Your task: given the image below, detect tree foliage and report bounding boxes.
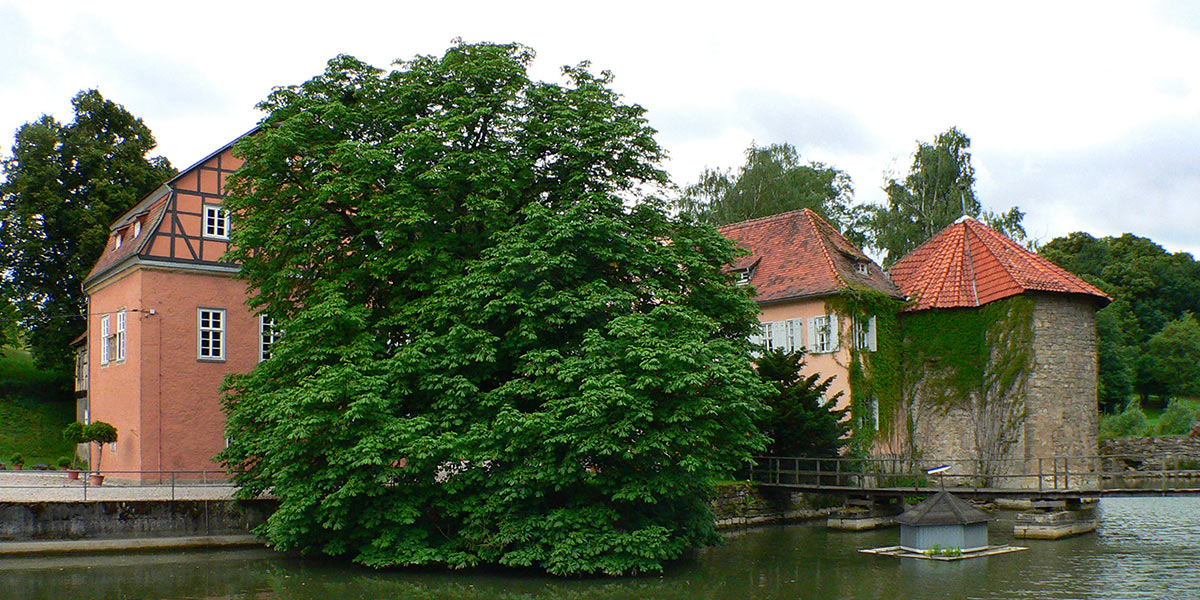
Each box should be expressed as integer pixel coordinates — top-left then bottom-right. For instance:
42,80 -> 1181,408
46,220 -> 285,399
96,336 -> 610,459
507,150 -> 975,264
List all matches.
1099,400 -> 1149,439
83,420 -> 117,471
867,127 -> 1026,266
1040,232 -> 1200,403
676,142 -> 864,241
1095,300 -> 1137,413
1157,398 -> 1199,436
1140,314 -> 1200,399
754,349 -> 849,457
219,43 -> 769,576
0,90 -> 174,374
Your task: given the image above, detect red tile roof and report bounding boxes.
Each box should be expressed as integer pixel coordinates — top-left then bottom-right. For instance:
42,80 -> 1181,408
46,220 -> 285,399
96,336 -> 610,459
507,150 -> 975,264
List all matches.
888,217 -> 1111,311
84,191 -> 170,284
717,209 -> 903,304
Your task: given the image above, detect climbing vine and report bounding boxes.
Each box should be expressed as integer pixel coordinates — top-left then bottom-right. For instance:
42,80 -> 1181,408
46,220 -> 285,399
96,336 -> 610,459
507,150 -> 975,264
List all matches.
900,296 -> 1034,406
830,291 -> 1036,465
900,295 -> 1035,475
827,287 -> 906,453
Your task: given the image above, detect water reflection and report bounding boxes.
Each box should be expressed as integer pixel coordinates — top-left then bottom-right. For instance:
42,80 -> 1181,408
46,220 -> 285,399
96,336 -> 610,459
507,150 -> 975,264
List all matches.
2,498 -> 1197,599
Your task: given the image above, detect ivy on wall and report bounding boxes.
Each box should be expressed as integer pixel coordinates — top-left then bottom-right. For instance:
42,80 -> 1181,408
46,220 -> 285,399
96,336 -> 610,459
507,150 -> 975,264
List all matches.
827,287 -> 906,453
833,292 -> 1035,461
898,295 -> 1035,469
900,296 -> 1033,404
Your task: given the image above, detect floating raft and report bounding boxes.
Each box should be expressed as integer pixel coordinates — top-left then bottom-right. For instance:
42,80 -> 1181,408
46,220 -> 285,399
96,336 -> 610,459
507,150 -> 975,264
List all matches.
859,545 -> 1027,561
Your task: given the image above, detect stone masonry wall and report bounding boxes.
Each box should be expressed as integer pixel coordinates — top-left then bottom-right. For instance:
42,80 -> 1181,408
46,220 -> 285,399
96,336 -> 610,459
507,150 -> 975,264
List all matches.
1025,293 -> 1100,467
1100,436 -> 1200,471
0,499 -> 275,541
710,482 -> 838,529
903,293 -> 1100,487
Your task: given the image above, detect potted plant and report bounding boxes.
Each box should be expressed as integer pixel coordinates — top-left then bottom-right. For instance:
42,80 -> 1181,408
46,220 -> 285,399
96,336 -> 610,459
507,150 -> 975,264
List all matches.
9,452 -> 24,471
83,421 -> 117,486
61,422 -> 86,480
56,456 -> 72,471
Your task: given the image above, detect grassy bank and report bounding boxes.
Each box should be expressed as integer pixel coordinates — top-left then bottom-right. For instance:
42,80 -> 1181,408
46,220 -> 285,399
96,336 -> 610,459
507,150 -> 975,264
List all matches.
0,347 -> 75,467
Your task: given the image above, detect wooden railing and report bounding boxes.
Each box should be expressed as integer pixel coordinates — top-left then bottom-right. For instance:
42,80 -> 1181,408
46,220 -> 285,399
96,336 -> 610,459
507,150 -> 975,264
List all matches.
746,454 -> 1200,495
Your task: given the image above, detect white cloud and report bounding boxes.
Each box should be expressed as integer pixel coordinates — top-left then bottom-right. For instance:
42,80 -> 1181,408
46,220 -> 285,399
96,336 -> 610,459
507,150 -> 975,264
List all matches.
1,0 -> 1198,256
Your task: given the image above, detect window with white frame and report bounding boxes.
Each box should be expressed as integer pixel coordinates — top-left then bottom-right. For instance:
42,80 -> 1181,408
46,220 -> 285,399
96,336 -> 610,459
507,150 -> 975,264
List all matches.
133,221 -> 142,238
750,319 -> 805,353
99,315 -> 110,365
807,314 -> 838,354
259,314 -> 278,362
115,310 -> 126,362
203,205 -> 230,239
198,308 -> 226,360
763,322 -> 777,351
853,315 -> 877,352
114,233 -> 122,249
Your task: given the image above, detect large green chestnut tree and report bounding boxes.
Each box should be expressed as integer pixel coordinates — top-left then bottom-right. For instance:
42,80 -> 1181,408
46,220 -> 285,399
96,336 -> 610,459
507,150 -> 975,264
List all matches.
219,42 -> 769,576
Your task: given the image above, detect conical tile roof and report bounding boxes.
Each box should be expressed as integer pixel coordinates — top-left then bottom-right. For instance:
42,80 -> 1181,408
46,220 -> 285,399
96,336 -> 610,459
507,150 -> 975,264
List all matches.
888,217 -> 1111,311
896,491 -> 991,526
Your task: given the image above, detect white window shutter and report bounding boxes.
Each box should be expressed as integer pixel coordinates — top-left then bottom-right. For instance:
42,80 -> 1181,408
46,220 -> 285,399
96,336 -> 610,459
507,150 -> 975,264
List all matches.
828,314 -> 839,351
868,316 -> 878,352
807,317 -> 817,351
771,321 -> 787,352
788,318 -> 804,352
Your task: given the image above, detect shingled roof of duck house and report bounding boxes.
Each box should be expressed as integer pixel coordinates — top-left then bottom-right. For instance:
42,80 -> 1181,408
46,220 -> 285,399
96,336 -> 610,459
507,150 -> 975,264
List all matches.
896,491 -> 992,553
716,208 -> 904,303
887,216 -> 1111,311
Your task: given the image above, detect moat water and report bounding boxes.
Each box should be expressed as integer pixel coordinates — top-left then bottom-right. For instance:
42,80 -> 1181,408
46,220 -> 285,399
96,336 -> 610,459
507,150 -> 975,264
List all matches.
2,497 -> 1198,599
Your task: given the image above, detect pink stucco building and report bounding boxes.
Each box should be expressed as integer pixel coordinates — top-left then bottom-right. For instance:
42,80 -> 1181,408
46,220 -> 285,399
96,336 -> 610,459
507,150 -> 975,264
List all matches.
81,135 -> 272,480
718,209 -> 904,422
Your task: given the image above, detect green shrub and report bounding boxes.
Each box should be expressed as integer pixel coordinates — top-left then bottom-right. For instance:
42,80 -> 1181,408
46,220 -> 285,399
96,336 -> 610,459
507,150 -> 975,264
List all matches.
1100,400 -> 1149,438
1158,399 -> 1199,436
61,421 -> 85,445
83,421 -> 117,471
9,452 -> 24,465
56,456 -> 71,469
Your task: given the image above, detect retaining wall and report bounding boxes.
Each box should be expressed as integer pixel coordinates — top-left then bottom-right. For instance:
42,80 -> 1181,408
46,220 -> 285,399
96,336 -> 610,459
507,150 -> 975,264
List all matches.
1100,436 -> 1200,471
711,482 -> 839,529
0,500 -> 275,541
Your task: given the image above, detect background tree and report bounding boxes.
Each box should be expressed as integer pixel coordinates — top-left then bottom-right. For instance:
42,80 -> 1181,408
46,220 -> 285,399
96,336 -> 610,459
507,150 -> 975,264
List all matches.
867,127 -> 1026,266
1095,300 -> 1137,413
220,43 -> 769,576
754,349 -> 849,457
1040,232 -> 1200,404
676,142 -> 864,241
0,90 -> 174,375
1139,314 -> 1200,400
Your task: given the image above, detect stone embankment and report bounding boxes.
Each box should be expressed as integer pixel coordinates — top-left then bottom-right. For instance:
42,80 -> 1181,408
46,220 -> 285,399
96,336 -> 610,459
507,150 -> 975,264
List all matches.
711,481 -> 839,529
1100,435 -> 1200,471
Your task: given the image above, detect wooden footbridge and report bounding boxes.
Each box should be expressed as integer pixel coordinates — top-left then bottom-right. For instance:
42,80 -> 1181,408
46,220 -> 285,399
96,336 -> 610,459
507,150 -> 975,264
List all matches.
747,455 -> 1200,500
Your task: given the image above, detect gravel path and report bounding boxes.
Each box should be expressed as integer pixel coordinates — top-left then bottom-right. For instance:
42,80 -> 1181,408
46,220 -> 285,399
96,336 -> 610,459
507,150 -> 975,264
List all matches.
0,471 -> 241,502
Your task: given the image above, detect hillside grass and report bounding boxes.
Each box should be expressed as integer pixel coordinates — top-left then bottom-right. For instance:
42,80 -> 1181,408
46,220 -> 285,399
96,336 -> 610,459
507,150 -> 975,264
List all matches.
0,347 -> 75,467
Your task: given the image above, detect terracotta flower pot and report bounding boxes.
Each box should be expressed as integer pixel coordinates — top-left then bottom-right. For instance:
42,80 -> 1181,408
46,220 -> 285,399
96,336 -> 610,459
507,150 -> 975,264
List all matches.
88,474 -> 104,486
11,464 -> 21,471
66,470 -> 80,480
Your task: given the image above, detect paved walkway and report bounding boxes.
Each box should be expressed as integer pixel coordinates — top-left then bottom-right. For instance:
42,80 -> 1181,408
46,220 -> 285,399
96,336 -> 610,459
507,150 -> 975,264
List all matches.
0,471 -> 241,502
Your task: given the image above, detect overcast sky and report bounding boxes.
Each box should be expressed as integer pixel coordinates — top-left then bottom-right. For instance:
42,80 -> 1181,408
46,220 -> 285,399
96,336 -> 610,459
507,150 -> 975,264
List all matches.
3,1 -> 1199,257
